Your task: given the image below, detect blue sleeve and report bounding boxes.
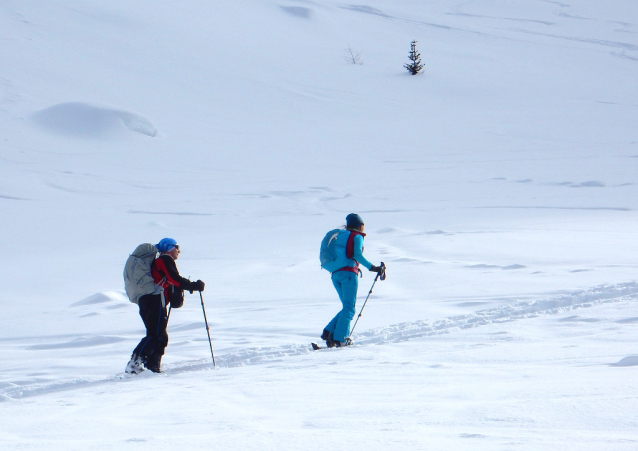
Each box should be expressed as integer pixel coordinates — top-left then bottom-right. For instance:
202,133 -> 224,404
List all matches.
353,234 -> 373,270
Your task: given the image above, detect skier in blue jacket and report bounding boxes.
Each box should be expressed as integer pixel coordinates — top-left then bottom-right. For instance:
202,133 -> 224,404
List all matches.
321,213 -> 385,347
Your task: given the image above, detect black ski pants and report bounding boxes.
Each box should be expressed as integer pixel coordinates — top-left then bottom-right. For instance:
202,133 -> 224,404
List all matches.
132,294 -> 168,367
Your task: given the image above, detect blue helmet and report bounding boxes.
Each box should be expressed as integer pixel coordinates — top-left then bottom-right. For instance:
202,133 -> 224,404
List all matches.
155,237 -> 177,252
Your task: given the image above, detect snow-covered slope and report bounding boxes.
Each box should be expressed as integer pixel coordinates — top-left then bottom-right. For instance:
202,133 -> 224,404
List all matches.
1,1 -> 637,449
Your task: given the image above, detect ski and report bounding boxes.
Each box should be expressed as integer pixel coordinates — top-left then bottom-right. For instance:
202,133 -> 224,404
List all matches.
311,342 -> 353,351
312,342 -> 339,350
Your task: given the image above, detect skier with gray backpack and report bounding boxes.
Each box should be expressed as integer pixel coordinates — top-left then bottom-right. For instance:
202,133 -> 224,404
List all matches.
123,238 -> 205,374
315,214 -> 386,349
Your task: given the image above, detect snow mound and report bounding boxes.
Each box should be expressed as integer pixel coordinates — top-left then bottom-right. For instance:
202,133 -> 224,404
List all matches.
71,291 -> 128,307
30,102 -> 157,138
26,335 -> 126,350
280,6 -> 312,19
610,356 -> 638,367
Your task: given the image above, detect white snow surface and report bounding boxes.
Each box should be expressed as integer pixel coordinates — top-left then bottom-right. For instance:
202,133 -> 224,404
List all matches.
1,0 -> 638,449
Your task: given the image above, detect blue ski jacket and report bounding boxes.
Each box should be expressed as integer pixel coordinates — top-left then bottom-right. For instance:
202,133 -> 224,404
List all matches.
331,229 -> 373,273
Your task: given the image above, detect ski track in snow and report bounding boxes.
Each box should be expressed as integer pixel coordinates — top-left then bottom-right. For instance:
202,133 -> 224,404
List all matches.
2,282 -> 637,402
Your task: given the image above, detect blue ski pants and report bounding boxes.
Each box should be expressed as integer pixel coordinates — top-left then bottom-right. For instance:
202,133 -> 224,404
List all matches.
324,271 -> 359,342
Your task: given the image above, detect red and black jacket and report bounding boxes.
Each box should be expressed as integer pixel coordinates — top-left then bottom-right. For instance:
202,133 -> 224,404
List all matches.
151,254 -> 194,293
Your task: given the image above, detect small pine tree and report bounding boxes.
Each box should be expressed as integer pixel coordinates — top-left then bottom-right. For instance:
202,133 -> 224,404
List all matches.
404,40 -> 424,75
345,45 -> 362,65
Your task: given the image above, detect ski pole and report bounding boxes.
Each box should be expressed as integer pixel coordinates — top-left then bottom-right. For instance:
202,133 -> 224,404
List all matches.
199,291 -> 216,366
349,262 -> 386,338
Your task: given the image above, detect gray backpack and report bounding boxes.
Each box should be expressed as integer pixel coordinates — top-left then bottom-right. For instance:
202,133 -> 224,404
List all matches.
123,243 -> 160,304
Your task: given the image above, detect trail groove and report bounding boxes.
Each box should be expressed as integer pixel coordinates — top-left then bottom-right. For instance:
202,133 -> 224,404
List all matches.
2,282 -> 637,401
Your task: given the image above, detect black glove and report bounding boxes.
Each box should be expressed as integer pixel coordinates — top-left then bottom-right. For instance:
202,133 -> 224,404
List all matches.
370,263 -> 386,280
191,280 -> 205,292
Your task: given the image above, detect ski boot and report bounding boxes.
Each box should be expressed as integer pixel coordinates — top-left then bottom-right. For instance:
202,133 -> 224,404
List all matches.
321,329 -> 337,348
125,353 -> 145,374
335,337 -> 353,347
145,354 -> 163,373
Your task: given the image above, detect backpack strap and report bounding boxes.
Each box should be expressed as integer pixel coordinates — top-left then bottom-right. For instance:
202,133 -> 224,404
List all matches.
345,230 -> 365,259
335,230 -> 366,276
